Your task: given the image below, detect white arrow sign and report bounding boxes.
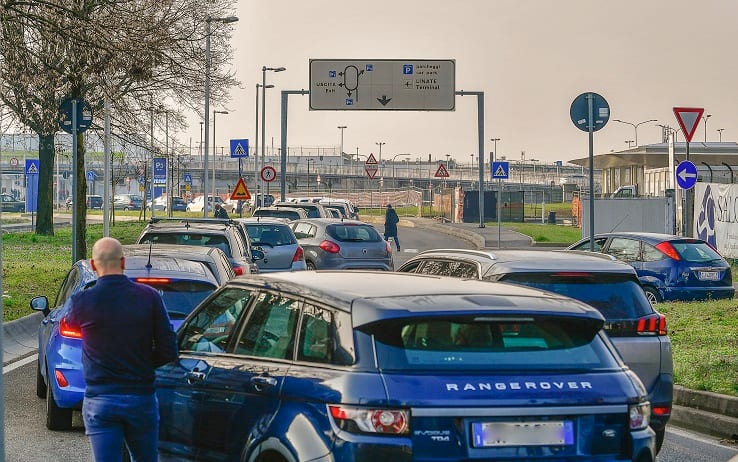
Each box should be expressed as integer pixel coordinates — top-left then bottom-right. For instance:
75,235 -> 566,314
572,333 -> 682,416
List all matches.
678,169 -> 697,181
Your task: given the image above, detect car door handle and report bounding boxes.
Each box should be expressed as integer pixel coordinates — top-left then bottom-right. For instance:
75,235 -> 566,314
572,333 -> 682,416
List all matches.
185,371 -> 206,384
250,376 -> 277,390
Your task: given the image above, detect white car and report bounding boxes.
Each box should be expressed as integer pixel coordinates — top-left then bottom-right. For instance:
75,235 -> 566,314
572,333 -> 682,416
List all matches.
185,195 -> 225,213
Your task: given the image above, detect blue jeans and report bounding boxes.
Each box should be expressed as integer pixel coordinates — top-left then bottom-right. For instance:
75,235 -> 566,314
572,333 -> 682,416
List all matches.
385,233 -> 400,250
82,393 -> 159,462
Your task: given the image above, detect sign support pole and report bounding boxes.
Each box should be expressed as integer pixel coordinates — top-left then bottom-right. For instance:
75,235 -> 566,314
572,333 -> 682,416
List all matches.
280,90 -> 310,202
497,178 -> 502,248
684,140 -> 691,237
71,99 -> 79,263
455,90 -> 485,228
587,93 -> 595,251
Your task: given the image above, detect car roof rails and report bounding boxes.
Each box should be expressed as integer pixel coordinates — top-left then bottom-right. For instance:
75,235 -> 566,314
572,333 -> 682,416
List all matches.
148,217 -> 236,227
416,248 -> 497,260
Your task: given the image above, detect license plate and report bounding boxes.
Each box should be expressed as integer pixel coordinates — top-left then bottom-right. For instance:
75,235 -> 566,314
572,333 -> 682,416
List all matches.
698,271 -> 720,281
471,420 -> 574,447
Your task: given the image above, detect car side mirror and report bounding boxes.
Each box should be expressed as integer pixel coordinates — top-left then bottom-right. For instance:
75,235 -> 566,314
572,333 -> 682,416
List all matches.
251,249 -> 265,261
31,295 -> 50,316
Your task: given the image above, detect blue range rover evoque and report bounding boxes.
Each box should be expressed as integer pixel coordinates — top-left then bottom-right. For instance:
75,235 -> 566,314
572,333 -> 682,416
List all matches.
156,271 -> 655,461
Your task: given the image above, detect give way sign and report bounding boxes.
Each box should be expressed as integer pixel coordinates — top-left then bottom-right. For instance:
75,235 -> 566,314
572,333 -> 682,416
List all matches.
673,107 -> 704,142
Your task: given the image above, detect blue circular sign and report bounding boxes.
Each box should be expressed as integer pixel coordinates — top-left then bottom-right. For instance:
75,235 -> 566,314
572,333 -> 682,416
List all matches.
570,92 -> 610,132
676,160 -> 698,190
58,97 -> 93,135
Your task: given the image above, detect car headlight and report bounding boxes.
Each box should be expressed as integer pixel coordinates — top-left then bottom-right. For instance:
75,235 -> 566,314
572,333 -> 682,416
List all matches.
629,401 -> 651,430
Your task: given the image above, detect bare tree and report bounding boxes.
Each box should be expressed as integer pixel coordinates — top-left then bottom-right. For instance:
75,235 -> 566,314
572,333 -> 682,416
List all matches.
0,0 -> 238,258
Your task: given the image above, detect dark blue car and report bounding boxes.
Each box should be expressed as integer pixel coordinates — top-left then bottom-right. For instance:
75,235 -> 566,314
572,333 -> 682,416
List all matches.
31,252 -> 220,431
156,271 -> 655,461
569,232 -> 734,304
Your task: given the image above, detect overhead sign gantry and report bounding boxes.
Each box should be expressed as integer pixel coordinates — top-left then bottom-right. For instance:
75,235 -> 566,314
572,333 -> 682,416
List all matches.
309,59 -> 455,111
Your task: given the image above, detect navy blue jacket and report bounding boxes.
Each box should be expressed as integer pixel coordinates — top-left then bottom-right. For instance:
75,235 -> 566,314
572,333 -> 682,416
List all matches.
67,274 -> 178,396
384,208 -> 399,236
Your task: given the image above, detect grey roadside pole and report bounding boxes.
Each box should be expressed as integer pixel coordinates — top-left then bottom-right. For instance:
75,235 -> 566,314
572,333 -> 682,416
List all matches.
456,91 -> 485,229
260,66 -> 286,207
279,90 -> 310,201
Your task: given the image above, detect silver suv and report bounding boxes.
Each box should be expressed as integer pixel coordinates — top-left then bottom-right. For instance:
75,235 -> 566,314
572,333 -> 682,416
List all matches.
397,248 -> 672,454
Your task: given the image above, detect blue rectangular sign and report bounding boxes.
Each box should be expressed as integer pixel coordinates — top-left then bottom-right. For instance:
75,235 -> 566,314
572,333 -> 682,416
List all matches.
153,157 -> 167,185
491,161 -> 510,179
230,139 -> 249,158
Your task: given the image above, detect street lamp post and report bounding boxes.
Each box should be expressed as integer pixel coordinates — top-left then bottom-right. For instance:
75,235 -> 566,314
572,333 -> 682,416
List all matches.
338,125 -> 347,175
625,140 -> 635,149
260,66 -> 286,206
702,114 -> 712,142
391,154 -> 409,188
375,141 -> 385,176
490,137 -> 500,163
306,158 -> 315,193
613,118 -> 657,147
212,110 -> 229,207
204,14 -> 239,217
717,128 -> 725,142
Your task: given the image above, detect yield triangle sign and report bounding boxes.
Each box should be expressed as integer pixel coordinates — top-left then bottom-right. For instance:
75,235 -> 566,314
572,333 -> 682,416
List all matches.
673,107 -> 704,142
365,166 -> 378,179
434,164 -> 450,178
365,153 -> 378,165
230,177 -> 251,200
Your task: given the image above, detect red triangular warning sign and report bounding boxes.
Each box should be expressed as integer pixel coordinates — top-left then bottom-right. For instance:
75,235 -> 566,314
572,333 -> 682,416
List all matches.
365,153 -> 378,165
230,178 -> 251,200
434,164 -> 450,178
673,107 -> 704,143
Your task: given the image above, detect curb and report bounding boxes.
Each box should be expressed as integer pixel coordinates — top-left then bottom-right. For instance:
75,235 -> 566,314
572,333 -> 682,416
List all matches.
3,312 -> 42,366
671,385 -> 738,441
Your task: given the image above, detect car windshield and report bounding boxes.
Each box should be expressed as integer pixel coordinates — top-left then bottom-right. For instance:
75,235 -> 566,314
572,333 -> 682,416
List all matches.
327,224 -> 381,242
366,315 -> 616,372
673,241 -> 724,262
498,272 -> 653,319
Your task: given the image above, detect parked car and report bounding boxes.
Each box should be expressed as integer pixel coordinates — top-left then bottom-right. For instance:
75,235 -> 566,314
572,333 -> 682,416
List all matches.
185,195 -> 225,213
86,195 -> 103,209
234,218 -> 306,272
156,271 -> 655,461
272,200 -> 330,218
136,217 -> 263,276
30,252 -> 221,430
146,196 -> 189,212
247,193 -> 275,208
290,218 -> 393,270
0,193 -> 25,212
396,248 -> 672,453
123,244 -> 236,285
251,206 -> 308,221
113,194 -> 143,211
324,206 -> 342,218
568,232 -> 735,304
319,198 -> 359,219
170,196 -> 188,212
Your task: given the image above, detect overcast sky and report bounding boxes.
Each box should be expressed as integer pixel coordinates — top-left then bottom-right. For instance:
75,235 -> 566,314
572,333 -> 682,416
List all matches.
182,0 -> 738,166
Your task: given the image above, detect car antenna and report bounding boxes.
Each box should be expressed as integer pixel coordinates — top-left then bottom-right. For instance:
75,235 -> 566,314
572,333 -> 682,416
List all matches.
146,240 -> 153,269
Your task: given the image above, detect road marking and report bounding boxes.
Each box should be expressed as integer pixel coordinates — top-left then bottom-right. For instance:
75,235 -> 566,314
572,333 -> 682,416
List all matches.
403,248 -> 419,253
4,354 -> 37,374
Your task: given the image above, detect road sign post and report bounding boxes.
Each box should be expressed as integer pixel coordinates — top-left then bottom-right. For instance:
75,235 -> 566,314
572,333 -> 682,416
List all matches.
492,161 -> 510,248
674,107 -> 704,237
570,92 -> 610,249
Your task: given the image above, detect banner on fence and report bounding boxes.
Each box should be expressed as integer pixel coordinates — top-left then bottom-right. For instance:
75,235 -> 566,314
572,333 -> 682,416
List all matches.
694,183 -> 738,258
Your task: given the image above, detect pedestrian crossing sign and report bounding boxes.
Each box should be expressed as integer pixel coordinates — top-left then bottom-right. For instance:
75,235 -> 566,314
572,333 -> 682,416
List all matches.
492,161 -> 509,179
230,139 -> 249,158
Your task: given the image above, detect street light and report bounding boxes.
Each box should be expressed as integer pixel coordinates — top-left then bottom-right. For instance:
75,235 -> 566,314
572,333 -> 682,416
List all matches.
306,158 -> 315,193
338,125 -> 347,174
612,119 -> 657,147
717,128 -> 725,142
490,138 -> 500,163
702,114 -> 712,142
212,110 -> 229,206
391,153 -> 410,187
204,14 -> 239,217
625,140 -> 635,149
375,141 -> 385,175
254,83 -> 273,205
260,66 -> 286,206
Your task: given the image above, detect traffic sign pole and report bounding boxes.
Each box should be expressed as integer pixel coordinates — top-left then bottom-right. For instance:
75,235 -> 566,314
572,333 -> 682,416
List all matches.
587,93 -> 595,251
71,99 -> 78,263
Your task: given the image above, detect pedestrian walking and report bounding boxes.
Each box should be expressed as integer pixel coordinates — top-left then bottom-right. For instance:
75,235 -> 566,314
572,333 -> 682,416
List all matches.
213,202 -> 229,219
66,237 -> 177,462
384,203 -> 401,251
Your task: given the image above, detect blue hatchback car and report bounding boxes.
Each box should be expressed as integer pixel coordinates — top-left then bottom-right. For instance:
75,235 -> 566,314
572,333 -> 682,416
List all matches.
569,232 -> 735,304
31,252 -> 220,431
157,271 -> 655,461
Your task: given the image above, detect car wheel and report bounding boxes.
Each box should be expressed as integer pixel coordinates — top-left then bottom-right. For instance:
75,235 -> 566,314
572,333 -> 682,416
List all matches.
46,375 -> 73,430
655,427 -> 665,454
36,361 -> 47,399
306,261 -> 316,271
123,207 -> 130,211
644,286 -> 661,304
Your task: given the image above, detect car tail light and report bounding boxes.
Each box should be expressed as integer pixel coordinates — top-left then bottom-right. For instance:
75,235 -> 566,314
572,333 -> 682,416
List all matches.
652,405 -> 671,416
59,317 -> 82,339
55,369 -> 69,388
629,402 -> 651,430
293,246 -> 305,262
233,265 -> 245,275
328,405 -> 409,435
319,240 -> 340,254
134,278 -> 171,284
637,313 -> 667,336
655,242 -> 681,261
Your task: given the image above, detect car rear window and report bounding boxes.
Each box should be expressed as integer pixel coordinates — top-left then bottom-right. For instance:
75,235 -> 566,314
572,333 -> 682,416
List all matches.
253,209 -> 299,220
672,240 -> 724,262
366,315 -> 616,371
246,225 -> 296,246
327,224 -> 381,242
499,272 -> 653,319
141,233 -> 231,255
133,279 -> 217,321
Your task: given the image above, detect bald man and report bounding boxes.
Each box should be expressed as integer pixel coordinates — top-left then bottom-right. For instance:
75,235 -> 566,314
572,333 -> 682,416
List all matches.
66,237 -> 177,462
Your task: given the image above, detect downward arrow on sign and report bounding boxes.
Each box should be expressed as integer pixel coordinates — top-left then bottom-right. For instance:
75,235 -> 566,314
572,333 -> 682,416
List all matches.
376,95 -> 392,106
